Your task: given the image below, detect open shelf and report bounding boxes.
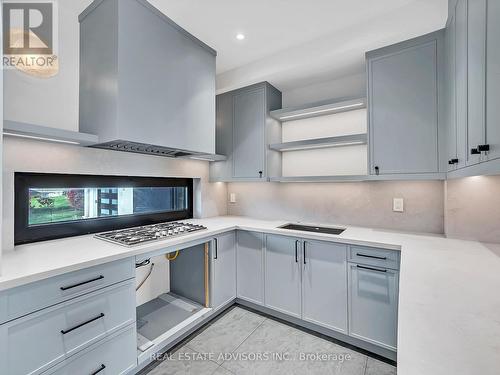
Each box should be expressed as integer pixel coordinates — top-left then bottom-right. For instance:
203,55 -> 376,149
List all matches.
269,133 -> 367,152
270,97 -> 366,122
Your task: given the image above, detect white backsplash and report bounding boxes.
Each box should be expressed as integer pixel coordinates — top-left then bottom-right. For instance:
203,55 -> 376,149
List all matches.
227,180 -> 445,234
3,137 -> 227,252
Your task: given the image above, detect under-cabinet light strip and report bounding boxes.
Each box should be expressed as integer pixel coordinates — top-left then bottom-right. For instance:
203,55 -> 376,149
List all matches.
279,102 -> 365,120
3,131 -> 81,145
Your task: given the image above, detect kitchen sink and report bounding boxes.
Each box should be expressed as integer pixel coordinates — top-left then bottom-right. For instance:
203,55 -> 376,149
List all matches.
279,223 -> 346,235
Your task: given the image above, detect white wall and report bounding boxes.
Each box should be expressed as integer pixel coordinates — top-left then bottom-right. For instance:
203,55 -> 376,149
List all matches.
281,73 -> 366,108
3,137 -> 227,251
4,0 -> 92,131
227,181 -> 445,234
445,176 -> 500,243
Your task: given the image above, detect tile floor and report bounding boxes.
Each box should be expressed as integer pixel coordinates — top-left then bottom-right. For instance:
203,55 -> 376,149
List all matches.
141,306 -> 397,375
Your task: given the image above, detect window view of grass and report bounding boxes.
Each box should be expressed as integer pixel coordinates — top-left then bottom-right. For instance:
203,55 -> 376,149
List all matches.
29,189 -> 85,225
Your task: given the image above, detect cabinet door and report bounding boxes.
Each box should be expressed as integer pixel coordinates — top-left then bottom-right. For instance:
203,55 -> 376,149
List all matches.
212,232 -> 236,309
210,93 -> 233,181
455,0 -> 469,168
486,0 -> 500,161
348,264 -> 399,350
233,87 -> 265,179
368,36 -> 439,174
236,231 -> 264,305
301,240 -> 348,333
467,0 -> 487,165
447,12 -> 458,171
265,235 -> 301,318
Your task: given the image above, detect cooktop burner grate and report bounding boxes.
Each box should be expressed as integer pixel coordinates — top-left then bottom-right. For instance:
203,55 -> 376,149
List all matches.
95,222 -> 207,247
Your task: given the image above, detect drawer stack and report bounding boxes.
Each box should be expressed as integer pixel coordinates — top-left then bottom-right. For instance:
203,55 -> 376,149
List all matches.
0,258 -> 137,375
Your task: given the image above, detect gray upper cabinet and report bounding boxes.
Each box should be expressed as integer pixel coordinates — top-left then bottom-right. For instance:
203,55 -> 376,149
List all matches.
212,232 -> 236,309
210,82 -> 282,181
447,0 -> 500,177
236,231 -> 265,305
455,0 -> 469,168
264,235 -> 302,318
466,0 -> 486,166
233,87 -> 266,178
446,12 -> 458,172
486,0 -> 500,162
301,240 -> 348,333
348,263 -> 399,351
79,0 -> 216,155
367,31 -> 445,176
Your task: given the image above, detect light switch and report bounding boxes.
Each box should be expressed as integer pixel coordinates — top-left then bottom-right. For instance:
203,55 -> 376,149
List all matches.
393,198 -> 404,212
229,193 -> 237,203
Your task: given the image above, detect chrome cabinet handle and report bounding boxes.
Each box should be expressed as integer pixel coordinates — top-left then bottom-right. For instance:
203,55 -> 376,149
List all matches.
214,238 -> 218,260
60,275 -> 104,291
294,240 -> 299,263
61,313 -> 105,335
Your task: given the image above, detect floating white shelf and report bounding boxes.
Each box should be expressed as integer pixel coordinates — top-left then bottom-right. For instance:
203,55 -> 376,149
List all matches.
270,97 -> 366,122
3,120 -> 99,146
269,133 -> 367,152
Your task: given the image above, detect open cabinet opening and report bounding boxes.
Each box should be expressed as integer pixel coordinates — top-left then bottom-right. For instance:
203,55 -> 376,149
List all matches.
135,242 -> 211,356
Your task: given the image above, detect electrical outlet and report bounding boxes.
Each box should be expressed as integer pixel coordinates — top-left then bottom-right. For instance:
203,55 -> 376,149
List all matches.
229,193 -> 237,203
393,198 -> 404,212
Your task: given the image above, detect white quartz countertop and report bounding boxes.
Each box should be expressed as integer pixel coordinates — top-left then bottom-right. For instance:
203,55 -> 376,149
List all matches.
2,215 -> 500,375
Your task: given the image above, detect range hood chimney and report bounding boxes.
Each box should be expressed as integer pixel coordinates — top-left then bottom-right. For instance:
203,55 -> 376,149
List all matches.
78,0 -> 217,158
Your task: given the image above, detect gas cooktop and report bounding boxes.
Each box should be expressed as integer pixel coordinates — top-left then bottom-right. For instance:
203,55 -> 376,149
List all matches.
95,222 -> 207,247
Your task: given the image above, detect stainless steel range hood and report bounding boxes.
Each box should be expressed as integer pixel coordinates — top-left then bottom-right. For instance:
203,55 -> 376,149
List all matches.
79,0 -> 219,159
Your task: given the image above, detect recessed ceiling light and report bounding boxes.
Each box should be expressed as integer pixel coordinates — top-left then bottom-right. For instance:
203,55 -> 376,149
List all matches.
236,33 -> 245,41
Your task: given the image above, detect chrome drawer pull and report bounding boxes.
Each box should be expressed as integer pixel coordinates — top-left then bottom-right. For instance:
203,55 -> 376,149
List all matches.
61,313 -> 105,334
357,265 -> 387,273
60,275 -> 104,291
356,253 -> 387,260
90,364 -> 106,375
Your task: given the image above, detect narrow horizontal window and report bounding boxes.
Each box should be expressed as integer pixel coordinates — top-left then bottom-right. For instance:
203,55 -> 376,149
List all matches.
15,173 -> 194,245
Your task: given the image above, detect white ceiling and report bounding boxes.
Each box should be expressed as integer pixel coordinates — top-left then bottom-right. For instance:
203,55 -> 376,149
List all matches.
149,0 -> 448,93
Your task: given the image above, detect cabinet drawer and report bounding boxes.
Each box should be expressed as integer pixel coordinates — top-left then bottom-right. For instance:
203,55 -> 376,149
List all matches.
0,280 -> 135,375
348,263 -> 399,350
349,246 -> 400,270
44,324 -> 137,375
0,258 -> 135,324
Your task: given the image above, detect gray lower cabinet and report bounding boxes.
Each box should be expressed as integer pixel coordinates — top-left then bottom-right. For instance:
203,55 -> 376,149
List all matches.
348,263 -> 399,350
44,324 -> 137,375
0,258 -> 135,325
264,235 -> 302,318
209,82 -> 282,181
0,280 -> 136,375
367,30 -> 444,176
236,231 -> 265,305
212,231 -> 236,309
301,240 -> 348,333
